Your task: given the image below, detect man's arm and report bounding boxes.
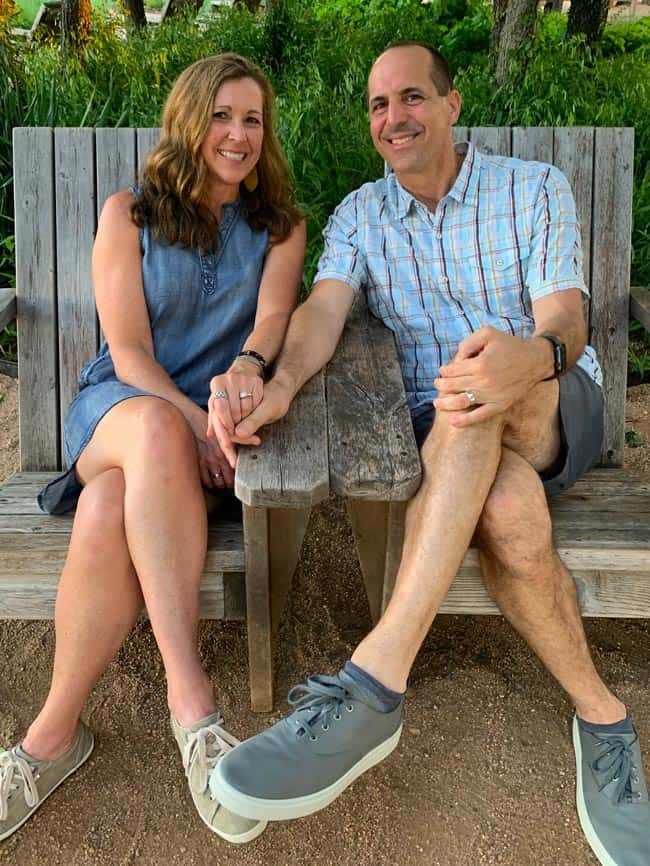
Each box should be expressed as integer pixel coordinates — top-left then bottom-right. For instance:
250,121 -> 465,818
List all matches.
214,278 -> 355,466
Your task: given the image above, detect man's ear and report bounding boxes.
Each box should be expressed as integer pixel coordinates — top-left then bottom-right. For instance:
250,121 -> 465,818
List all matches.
448,89 -> 462,125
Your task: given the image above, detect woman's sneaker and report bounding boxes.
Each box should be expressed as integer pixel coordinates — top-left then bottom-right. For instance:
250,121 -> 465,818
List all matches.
0,722 -> 94,841
209,670 -> 404,821
170,712 -> 266,844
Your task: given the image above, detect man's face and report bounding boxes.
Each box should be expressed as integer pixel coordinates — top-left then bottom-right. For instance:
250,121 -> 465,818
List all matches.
368,46 -> 461,178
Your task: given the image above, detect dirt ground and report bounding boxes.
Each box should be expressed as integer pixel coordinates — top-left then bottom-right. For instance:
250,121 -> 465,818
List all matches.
0,373 -> 649,866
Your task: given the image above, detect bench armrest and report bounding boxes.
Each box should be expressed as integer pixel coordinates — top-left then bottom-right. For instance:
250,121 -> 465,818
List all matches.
235,369 -> 330,509
631,286 -> 650,332
326,297 -> 421,501
0,288 -> 16,332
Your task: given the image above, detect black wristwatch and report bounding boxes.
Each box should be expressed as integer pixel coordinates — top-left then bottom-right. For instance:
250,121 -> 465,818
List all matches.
540,334 -> 567,379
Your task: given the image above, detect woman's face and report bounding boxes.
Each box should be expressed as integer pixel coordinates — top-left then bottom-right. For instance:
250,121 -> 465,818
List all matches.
200,76 -> 265,194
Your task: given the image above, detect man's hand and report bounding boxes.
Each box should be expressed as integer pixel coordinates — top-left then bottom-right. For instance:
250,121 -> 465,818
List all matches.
208,377 -> 294,469
434,326 -> 552,427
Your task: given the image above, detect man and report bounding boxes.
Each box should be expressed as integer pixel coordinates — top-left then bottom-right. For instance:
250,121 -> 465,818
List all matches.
208,43 -> 649,865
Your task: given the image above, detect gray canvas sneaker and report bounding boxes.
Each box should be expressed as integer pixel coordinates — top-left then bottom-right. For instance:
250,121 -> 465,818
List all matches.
170,712 -> 266,844
209,669 -> 404,821
0,722 -> 94,841
573,716 -> 650,866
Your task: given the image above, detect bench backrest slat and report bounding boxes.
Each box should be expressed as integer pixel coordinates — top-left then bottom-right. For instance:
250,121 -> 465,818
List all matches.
13,126 -> 633,471
14,128 -> 59,470
55,129 -> 98,437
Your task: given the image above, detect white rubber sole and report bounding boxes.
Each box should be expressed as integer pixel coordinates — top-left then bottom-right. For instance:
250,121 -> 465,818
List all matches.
0,731 -> 95,842
573,716 -> 618,866
196,806 -> 267,845
211,724 -> 403,821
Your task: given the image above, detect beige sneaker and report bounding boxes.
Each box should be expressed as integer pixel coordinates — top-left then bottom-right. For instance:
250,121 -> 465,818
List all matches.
0,722 -> 94,841
170,712 -> 266,844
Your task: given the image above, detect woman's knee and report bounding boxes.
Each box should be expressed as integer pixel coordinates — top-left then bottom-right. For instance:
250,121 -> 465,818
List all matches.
127,398 -> 196,461
73,468 -> 126,547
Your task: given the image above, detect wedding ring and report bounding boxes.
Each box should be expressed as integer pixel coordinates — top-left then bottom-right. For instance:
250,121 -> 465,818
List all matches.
239,390 -> 253,399
213,471 -> 222,478
465,389 -> 478,405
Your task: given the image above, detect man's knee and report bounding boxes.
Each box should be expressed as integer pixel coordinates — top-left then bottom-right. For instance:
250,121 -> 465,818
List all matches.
477,451 -> 553,573
502,380 -> 560,469
421,406 -> 504,464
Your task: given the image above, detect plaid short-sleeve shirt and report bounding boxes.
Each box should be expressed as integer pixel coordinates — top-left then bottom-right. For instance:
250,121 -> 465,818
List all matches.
314,142 -> 602,416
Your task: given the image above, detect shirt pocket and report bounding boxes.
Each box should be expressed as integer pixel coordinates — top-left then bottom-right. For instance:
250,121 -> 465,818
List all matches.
455,247 -> 529,318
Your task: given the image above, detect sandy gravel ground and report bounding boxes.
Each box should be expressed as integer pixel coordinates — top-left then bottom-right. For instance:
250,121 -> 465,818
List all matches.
0,374 -> 649,866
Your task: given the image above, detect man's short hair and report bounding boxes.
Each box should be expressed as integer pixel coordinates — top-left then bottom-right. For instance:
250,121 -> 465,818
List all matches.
382,40 -> 453,96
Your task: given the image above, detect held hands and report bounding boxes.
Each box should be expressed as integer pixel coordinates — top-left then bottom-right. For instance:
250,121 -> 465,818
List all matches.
434,326 -> 544,427
207,361 -> 264,470
208,372 -> 294,470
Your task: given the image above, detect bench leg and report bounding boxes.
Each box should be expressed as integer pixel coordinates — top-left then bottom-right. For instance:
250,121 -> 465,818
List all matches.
243,504 -> 311,713
346,500 -> 407,623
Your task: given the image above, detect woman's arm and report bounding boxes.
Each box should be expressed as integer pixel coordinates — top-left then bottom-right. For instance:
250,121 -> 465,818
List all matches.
208,219 -> 307,466
92,191 -> 227,486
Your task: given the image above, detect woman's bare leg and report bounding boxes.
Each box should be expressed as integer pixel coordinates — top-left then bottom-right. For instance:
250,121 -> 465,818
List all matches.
75,397 -> 214,725
22,468 -> 143,759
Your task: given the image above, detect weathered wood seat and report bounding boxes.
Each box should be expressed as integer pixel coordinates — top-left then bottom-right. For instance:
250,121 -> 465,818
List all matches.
1,125 -> 648,716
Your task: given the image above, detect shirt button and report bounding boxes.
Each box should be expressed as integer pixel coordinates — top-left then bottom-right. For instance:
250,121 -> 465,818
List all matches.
496,258 -> 504,267
441,276 -> 449,284
435,231 -> 442,239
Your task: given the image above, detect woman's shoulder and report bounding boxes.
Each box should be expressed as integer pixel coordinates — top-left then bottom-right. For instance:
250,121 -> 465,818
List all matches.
100,189 -> 138,221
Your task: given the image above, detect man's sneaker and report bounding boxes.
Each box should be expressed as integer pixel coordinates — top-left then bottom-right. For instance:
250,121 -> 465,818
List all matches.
0,722 -> 94,841
209,669 -> 404,821
573,715 -> 650,866
170,712 -> 266,844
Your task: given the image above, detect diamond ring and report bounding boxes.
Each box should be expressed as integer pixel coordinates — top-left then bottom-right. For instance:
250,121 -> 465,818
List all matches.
465,389 -> 478,405
212,390 -> 228,400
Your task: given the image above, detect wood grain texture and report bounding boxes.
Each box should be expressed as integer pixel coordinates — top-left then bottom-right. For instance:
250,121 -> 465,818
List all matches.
453,126 -> 469,144
553,127 -> 594,294
469,127 -> 512,157
95,128 -> 137,217
511,127 -> 554,163
13,128 -> 59,470
631,286 -> 650,331
235,371 -> 329,508
136,128 -> 161,178
0,288 -> 16,331
327,299 -> 421,500
243,505 -> 273,712
269,507 -> 311,634
346,500 -> 390,623
54,129 -> 98,443
590,128 -> 634,466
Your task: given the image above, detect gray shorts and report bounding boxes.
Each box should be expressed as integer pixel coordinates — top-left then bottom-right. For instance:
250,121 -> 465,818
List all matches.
410,365 -> 604,497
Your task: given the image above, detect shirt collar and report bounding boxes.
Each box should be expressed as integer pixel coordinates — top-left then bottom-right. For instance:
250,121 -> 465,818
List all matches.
388,141 -> 480,219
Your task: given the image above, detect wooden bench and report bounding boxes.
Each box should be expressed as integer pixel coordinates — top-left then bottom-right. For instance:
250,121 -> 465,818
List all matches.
1,126 -> 649,716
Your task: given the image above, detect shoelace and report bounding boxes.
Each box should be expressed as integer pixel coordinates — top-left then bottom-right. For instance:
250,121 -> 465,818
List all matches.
287,675 -> 356,741
0,749 -> 40,820
590,732 -> 643,804
180,716 -> 240,795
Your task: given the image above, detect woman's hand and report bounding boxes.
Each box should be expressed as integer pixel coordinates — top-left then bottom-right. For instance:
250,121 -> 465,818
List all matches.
208,362 -> 264,468
196,433 -> 235,489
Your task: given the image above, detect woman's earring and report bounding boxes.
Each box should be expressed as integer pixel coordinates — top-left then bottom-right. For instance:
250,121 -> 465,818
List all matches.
244,167 -> 258,192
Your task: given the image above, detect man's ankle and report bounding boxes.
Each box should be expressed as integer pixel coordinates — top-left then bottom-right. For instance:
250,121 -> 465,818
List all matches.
574,695 -> 628,727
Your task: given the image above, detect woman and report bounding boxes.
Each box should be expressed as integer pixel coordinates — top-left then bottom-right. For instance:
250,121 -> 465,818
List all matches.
0,54 -> 305,845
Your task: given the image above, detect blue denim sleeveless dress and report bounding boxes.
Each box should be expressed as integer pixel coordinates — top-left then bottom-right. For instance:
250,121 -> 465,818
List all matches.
38,197 -> 268,514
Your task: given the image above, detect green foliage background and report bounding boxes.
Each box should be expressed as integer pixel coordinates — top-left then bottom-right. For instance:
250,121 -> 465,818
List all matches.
1,0 -> 649,364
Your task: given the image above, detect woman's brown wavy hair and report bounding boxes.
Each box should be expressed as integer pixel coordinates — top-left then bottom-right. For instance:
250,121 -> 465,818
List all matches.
131,53 -> 302,251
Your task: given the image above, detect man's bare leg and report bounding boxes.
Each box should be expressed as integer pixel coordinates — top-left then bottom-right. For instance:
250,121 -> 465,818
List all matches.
477,447 -> 625,724
351,409 -> 505,692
